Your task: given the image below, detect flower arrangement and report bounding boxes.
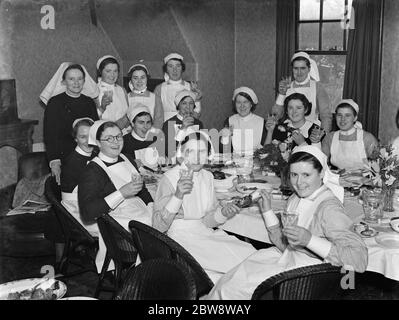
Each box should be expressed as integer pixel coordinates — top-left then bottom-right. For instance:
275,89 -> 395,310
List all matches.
365,145 -> 399,188
254,143 -> 287,174
365,144 -> 399,211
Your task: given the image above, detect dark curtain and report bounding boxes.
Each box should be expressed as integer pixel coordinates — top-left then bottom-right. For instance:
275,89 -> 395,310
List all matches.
275,0 -> 296,95
343,0 -> 384,137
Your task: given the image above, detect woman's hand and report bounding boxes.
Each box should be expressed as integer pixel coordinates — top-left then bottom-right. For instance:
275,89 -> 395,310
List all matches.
309,126 -> 325,144
283,225 -> 312,247
120,174 -> 143,199
50,161 -> 62,185
181,115 -> 195,129
257,189 -> 272,213
190,81 -> 202,101
100,93 -> 113,110
291,130 -> 306,146
175,177 -> 193,199
221,203 -> 240,219
265,116 -> 277,132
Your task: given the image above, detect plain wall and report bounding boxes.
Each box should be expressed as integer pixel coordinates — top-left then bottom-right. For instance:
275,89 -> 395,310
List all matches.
379,0 -> 399,144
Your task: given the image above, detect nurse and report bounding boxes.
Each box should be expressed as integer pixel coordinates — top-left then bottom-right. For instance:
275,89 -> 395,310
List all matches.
274,52 -> 332,133
321,99 -> 379,171
78,120 -> 153,271
96,55 -> 130,131
123,104 -> 164,171
221,87 -> 267,156
154,53 -> 202,122
153,131 -> 256,283
126,62 -> 164,128
207,145 -> 368,300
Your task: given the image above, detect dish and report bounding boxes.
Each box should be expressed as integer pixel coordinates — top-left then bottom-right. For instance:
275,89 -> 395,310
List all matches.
0,278 -> 67,300
236,182 -> 273,194
353,223 -> 378,238
375,233 -> 399,248
390,217 -> 399,233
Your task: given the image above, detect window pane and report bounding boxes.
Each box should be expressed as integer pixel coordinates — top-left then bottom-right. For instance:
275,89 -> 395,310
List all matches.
322,22 -> 344,51
323,0 -> 345,20
310,54 -> 346,112
298,23 -> 319,50
299,0 -> 320,20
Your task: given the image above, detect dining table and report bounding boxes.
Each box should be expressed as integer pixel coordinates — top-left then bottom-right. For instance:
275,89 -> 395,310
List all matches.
142,158 -> 399,283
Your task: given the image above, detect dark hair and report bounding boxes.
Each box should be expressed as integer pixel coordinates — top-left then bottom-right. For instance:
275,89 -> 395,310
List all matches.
180,132 -> 212,156
284,92 -> 312,117
96,121 -> 120,141
62,64 -> 85,80
97,57 -> 120,78
335,103 -> 357,117
177,95 -> 195,110
133,111 -> 153,124
291,56 -> 311,68
127,65 -> 150,80
233,92 -> 257,113
162,58 -> 186,74
288,151 -> 323,173
72,118 -> 94,138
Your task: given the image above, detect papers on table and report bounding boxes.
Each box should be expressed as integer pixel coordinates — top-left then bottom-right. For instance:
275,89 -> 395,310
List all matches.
6,200 -> 51,216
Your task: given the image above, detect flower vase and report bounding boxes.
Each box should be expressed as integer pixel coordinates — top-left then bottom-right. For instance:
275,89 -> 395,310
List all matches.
383,187 -> 395,212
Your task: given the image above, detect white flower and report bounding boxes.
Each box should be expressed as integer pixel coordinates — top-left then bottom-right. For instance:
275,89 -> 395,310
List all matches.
279,142 -> 288,152
380,148 -> 388,159
278,125 -> 286,132
386,175 -> 396,186
271,139 -> 280,146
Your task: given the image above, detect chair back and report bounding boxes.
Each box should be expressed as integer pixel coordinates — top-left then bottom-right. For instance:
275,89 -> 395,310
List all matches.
44,176 -> 95,245
115,258 -> 196,300
251,263 -> 343,300
129,220 -> 214,298
96,214 -> 138,266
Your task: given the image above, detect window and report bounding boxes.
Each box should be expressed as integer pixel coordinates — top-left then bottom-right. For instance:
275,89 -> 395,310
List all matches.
296,0 -> 353,109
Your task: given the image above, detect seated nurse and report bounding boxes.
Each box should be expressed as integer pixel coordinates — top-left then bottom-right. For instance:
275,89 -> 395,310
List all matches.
153,131 -> 256,283
322,99 -> 379,171
78,120 -> 153,271
221,87 -> 266,156
207,145 -> 368,300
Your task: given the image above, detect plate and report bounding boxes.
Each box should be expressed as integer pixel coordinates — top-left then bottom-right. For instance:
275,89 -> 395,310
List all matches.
353,223 -> 378,238
375,233 -> 399,248
0,278 -> 67,300
236,182 -> 273,194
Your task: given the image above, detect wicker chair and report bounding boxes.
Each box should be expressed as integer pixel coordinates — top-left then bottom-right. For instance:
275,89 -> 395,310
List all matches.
129,220 -> 214,299
115,258 -> 197,300
95,214 -> 139,298
44,176 -> 98,277
251,263 -> 343,300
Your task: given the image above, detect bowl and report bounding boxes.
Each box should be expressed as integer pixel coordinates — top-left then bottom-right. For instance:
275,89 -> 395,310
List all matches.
390,217 -> 399,233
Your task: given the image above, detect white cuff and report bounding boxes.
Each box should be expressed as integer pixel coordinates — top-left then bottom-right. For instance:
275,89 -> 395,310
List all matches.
49,159 -> 61,169
147,202 -> 154,213
306,235 -> 332,259
262,210 -> 280,228
104,190 -> 125,210
276,94 -> 286,106
175,127 -> 186,142
214,208 -> 228,224
165,196 -> 183,214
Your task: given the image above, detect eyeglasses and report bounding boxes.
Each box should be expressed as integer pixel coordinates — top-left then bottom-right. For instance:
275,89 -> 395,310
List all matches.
100,134 -> 123,143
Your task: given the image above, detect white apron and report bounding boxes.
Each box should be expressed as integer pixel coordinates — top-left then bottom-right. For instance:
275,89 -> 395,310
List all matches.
91,154 -> 152,272
229,113 -> 264,156
61,188 -> 99,237
160,80 -> 200,121
164,166 -> 256,283
207,187 -> 331,300
128,91 -> 156,118
98,81 -> 128,122
330,129 -> 367,170
286,80 -> 320,125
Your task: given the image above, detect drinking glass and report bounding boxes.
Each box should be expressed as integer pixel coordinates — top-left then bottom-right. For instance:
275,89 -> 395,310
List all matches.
362,189 -> 384,223
104,90 -> 113,102
179,168 -> 193,181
